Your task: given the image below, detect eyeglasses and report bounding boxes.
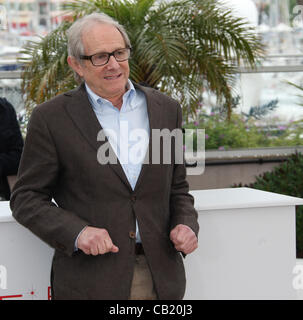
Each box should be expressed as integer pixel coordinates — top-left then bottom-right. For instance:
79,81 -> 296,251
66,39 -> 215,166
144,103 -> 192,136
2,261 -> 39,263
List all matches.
79,47 -> 131,66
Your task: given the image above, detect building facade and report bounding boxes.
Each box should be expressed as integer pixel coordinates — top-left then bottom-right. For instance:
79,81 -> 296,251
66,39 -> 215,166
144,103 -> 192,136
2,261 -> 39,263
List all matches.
0,0 -> 70,34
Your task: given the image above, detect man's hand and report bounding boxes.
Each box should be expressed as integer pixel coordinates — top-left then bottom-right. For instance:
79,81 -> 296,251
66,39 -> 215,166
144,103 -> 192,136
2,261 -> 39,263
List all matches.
77,226 -> 119,255
170,224 -> 198,255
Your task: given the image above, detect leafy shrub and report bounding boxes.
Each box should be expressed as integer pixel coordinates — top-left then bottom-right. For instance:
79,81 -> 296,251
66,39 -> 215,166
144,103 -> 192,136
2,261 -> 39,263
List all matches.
234,152 -> 303,258
183,110 -> 303,151
184,113 -> 284,151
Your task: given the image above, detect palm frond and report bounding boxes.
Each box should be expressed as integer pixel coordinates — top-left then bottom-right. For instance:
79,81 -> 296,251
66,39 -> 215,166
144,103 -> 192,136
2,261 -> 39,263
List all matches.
20,0 -> 264,121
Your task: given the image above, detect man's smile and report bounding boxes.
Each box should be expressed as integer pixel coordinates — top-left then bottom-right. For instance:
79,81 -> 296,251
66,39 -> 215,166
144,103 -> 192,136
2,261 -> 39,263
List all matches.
104,73 -> 122,80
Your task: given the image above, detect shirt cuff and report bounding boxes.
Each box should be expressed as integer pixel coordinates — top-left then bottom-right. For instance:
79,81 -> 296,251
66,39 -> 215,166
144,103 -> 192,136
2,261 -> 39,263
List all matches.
74,225 -> 88,251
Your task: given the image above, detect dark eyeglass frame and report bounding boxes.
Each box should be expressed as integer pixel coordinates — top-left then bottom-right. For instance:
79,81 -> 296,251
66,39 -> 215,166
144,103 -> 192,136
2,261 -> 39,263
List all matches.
79,47 -> 131,66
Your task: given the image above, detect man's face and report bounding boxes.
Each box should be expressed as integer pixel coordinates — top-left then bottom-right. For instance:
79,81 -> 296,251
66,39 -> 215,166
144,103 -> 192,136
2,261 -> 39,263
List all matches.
69,23 -> 130,102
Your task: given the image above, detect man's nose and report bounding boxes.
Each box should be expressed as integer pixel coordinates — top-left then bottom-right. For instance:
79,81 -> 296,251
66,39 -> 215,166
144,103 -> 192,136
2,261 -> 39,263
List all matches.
106,55 -> 120,69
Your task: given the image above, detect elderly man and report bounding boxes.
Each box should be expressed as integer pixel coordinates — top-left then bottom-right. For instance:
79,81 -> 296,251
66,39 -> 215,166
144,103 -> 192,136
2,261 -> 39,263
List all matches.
10,13 -> 199,300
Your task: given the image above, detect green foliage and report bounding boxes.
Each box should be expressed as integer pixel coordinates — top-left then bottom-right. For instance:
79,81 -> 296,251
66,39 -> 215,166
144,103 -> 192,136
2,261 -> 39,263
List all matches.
184,113 -> 270,151
184,96 -> 303,151
187,115 -> 303,151
242,99 -> 279,121
19,0 -> 264,120
20,22 -> 73,111
233,152 -> 303,258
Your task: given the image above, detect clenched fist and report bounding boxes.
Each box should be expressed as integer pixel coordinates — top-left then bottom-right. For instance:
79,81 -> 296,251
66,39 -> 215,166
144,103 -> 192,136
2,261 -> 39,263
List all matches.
170,224 -> 198,255
77,226 -> 119,255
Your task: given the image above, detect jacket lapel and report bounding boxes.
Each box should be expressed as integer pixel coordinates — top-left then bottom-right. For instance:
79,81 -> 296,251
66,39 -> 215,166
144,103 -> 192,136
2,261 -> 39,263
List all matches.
133,83 -> 163,192
63,84 -> 101,152
63,82 -> 162,192
63,83 -> 132,191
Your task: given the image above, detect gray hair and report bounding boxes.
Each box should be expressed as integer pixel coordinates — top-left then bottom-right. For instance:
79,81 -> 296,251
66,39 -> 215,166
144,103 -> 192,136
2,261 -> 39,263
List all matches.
67,12 -> 131,83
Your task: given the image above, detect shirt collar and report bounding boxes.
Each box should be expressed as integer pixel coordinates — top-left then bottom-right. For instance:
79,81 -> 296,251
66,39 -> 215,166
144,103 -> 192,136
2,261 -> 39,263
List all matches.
85,80 -> 137,112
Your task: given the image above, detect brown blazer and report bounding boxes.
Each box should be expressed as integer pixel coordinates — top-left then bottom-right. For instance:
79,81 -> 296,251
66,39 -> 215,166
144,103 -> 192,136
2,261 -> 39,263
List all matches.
10,82 -> 199,300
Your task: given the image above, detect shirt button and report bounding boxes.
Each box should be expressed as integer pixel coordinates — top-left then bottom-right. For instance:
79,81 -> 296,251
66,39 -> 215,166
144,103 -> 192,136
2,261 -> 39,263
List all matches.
129,231 -> 136,239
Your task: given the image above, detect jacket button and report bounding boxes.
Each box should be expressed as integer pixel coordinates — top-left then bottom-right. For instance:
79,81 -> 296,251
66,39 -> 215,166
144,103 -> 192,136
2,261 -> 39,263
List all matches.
129,231 -> 136,239
131,195 -> 136,203
55,242 -> 66,251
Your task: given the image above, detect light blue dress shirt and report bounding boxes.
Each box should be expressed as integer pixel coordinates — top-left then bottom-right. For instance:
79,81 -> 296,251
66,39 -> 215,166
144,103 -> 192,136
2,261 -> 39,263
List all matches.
85,80 -> 149,243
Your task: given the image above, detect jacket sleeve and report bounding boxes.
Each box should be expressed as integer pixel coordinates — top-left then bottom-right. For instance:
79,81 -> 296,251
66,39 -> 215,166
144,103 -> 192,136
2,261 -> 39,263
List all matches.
10,107 -> 89,257
169,103 -> 199,237
0,99 -> 24,176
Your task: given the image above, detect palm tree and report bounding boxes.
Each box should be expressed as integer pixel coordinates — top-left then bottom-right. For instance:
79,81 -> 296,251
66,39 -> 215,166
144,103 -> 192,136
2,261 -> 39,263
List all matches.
20,0 -> 264,121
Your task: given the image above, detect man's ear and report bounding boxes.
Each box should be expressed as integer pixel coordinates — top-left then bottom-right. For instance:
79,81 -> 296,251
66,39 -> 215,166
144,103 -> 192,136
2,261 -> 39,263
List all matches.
67,56 -> 84,77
